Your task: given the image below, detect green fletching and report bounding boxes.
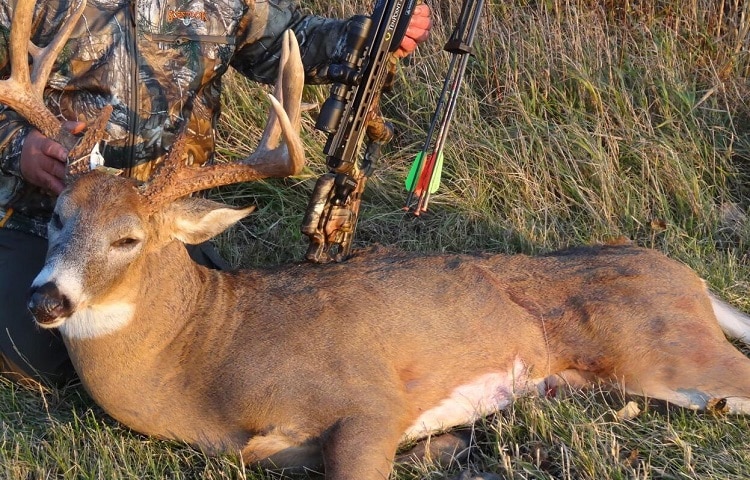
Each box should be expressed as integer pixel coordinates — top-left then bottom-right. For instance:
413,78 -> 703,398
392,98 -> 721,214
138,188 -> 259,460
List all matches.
428,151 -> 444,194
405,151 -> 426,191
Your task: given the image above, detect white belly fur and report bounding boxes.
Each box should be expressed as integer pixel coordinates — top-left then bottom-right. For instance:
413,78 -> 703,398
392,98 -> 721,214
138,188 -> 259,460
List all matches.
402,357 -> 539,441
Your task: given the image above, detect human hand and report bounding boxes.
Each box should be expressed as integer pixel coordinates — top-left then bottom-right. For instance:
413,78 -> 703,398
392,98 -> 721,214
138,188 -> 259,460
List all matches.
20,121 -> 86,195
394,3 -> 432,58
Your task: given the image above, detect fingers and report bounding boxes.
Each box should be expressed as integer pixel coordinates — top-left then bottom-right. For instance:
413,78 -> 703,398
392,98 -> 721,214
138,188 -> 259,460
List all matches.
410,4 -> 433,33
19,129 -> 69,195
38,134 -> 69,162
394,4 -> 433,58
18,120 -> 90,195
395,38 -> 418,58
33,162 -> 66,195
21,154 -> 66,195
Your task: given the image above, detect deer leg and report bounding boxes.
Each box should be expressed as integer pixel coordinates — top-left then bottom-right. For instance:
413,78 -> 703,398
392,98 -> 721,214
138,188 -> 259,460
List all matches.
241,433 -> 323,471
395,428 -> 473,468
622,339 -> 750,413
321,415 -> 407,480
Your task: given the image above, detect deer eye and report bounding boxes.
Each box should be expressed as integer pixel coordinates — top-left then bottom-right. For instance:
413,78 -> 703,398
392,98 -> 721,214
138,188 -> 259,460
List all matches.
110,237 -> 141,249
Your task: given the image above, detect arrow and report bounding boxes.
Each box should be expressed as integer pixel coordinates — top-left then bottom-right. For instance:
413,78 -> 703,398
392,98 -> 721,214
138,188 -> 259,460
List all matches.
404,0 -> 484,215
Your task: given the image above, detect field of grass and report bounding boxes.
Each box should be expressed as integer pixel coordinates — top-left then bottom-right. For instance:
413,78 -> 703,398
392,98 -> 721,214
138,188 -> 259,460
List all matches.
3,0 -> 750,478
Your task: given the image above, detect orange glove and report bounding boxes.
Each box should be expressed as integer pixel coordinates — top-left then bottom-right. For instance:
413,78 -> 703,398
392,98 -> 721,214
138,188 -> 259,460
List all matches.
394,3 -> 432,58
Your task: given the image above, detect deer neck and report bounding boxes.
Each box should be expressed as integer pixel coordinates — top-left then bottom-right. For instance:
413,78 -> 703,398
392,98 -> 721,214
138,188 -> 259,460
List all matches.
61,242 -> 234,437
61,240 -> 220,356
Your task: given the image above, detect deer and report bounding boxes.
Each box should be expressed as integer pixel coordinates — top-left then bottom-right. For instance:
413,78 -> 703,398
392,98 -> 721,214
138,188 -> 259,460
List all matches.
6,2 -> 750,480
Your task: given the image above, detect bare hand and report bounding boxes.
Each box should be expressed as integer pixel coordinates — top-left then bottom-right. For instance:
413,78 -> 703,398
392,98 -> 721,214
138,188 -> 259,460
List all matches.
394,4 -> 432,58
20,121 -> 86,195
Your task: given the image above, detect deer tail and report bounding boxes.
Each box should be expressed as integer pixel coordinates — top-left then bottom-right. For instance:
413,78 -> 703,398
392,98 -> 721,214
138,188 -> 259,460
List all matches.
710,291 -> 750,344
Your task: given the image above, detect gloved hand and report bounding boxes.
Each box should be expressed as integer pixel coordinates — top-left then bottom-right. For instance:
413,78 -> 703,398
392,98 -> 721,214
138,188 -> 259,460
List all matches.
395,3 -> 432,58
20,120 -> 86,195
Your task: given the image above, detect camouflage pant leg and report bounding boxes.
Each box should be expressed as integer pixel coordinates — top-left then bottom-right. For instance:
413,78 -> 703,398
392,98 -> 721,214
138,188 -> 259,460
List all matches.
0,228 -> 75,387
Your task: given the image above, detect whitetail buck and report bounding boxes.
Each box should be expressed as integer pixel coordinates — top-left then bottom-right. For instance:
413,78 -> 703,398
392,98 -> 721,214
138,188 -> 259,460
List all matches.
7,2 -> 750,480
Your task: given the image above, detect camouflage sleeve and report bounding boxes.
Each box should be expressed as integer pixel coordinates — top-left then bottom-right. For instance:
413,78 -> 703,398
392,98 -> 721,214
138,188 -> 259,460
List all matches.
0,113 -> 30,178
231,0 -> 351,85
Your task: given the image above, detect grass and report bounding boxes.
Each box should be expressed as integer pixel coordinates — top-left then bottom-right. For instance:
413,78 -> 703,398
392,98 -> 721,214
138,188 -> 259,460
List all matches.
4,0 -> 750,478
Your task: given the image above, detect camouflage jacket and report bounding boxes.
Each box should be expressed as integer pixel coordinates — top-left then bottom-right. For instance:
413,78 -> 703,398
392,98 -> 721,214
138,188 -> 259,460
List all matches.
0,0 -> 350,237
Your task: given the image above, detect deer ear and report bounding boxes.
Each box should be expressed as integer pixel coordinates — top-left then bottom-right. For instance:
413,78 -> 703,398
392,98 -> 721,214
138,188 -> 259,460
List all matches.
159,197 -> 256,245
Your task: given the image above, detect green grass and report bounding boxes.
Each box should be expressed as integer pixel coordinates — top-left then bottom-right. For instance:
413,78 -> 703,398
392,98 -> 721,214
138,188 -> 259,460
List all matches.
4,0 -> 750,478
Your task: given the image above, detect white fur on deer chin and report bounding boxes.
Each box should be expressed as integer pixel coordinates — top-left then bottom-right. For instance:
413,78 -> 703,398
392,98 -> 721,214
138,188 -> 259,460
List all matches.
59,304 -> 135,340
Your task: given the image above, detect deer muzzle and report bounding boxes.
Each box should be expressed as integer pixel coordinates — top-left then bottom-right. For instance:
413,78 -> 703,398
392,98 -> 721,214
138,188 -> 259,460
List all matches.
27,282 -> 73,327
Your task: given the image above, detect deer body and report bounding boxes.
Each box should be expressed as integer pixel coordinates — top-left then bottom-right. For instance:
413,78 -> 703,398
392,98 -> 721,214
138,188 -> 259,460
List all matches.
63,238 -> 555,450
27,173 -> 750,479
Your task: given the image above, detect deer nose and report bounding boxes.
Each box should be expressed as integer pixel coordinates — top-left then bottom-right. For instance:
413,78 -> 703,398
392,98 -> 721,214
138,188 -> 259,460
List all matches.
27,282 -> 73,326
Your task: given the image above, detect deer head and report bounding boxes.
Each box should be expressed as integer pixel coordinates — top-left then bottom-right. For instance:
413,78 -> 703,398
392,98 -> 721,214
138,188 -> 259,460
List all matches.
21,23 -> 306,325
1,1 -> 305,324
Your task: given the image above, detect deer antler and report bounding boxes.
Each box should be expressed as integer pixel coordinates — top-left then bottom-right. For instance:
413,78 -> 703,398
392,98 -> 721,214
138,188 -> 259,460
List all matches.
0,0 -> 112,177
140,29 -> 305,211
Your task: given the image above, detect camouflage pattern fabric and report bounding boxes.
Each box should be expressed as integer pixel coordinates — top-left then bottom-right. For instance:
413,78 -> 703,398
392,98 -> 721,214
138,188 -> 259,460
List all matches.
0,0 -> 351,237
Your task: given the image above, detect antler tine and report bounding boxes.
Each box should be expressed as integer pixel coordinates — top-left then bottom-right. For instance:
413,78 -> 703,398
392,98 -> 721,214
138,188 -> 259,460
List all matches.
0,1 -> 88,139
28,0 -> 87,99
141,136 -> 267,213
65,103 -> 114,179
2,1 -> 61,139
242,29 -> 305,175
141,29 -> 305,211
